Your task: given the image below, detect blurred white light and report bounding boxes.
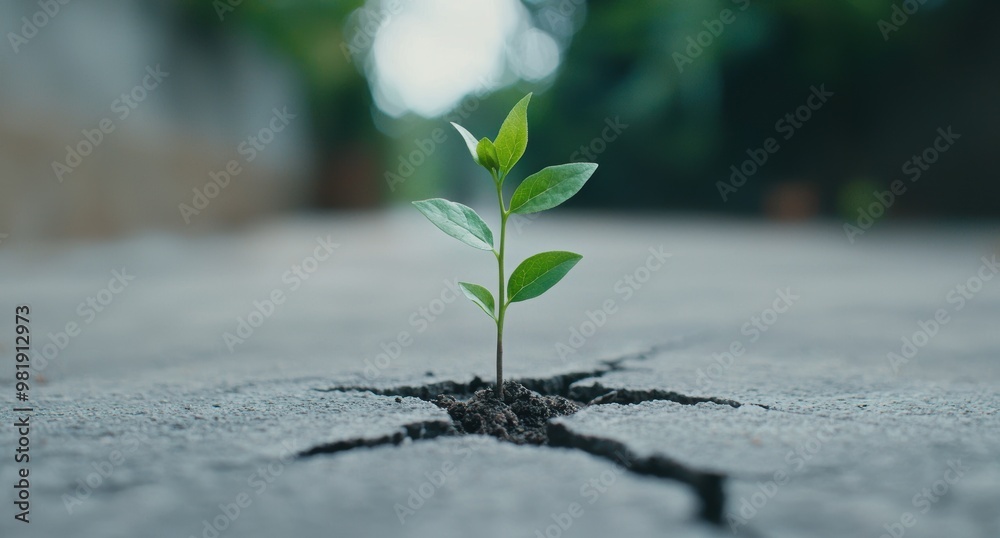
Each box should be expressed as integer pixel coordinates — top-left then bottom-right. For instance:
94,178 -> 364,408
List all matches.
510,27 -> 560,82
369,0 -> 523,118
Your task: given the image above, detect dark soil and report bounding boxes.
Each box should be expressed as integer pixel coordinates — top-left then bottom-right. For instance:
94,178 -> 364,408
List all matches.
433,381 -> 581,445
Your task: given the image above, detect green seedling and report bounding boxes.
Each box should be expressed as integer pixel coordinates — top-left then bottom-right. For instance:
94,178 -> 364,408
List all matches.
413,93 -> 598,399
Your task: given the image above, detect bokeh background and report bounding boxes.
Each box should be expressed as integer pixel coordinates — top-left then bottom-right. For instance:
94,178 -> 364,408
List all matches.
1,0 -> 997,240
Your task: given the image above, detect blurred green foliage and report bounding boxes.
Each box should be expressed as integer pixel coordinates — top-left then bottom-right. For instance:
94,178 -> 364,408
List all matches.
184,0 -> 998,217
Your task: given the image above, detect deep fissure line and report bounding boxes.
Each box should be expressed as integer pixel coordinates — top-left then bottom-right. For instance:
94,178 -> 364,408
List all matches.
315,340 -> 688,401
547,422 -> 726,524
319,364 -> 619,402
299,418 -> 456,457
302,346 -> 750,525
571,382 -> 745,408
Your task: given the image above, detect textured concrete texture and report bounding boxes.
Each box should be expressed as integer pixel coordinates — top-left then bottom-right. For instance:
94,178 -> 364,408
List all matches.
1,213 -> 998,537
554,396 -> 1000,537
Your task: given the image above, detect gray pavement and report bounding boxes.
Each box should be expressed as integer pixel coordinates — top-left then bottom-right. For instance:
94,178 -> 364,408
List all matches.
1,213 -> 998,537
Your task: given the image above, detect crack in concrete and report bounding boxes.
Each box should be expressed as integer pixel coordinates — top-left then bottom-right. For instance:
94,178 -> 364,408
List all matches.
320,360 -> 625,401
302,344 -> 748,526
319,376 -> 493,401
547,421 -> 726,524
299,418 -> 456,457
571,382 -> 745,408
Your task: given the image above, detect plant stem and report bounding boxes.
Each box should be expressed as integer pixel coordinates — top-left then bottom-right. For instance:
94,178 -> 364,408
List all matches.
494,173 -> 508,400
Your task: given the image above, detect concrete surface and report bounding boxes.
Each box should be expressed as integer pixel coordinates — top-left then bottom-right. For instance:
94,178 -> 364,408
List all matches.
0,213 -> 998,537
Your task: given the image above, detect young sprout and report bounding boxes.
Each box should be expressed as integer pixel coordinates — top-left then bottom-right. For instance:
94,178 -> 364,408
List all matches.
413,93 -> 598,399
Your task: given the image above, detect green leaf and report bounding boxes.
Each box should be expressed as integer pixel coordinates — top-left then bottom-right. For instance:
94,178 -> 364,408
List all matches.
507,251 -> 582,304
509,163 -> 598,215
493,93 -> 531,176
450,122 -> 482,166
459,282 -> 496,320
412,199 -> 494,250
476,138 -> 499,172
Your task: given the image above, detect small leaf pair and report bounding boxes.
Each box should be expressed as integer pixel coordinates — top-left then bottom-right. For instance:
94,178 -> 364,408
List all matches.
411,159 -> 597,249
451,94 -> 530,180
456,250 -> 583,321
